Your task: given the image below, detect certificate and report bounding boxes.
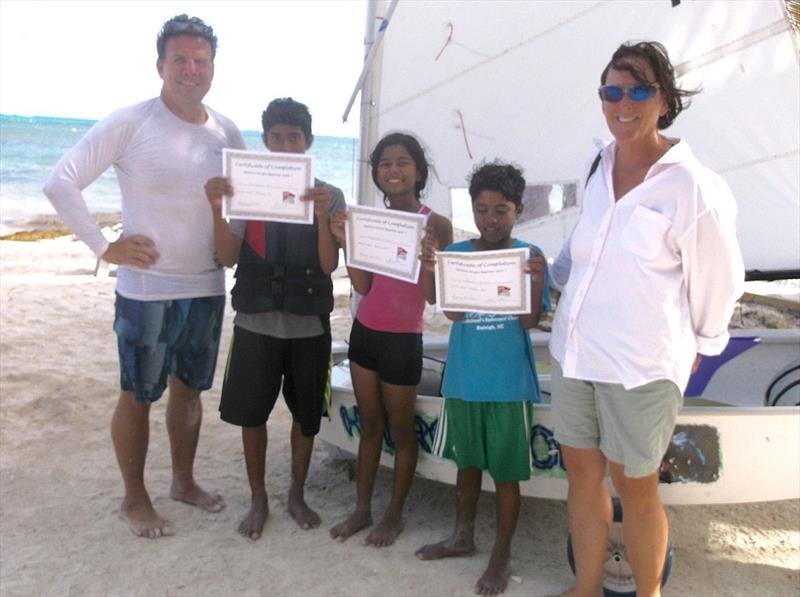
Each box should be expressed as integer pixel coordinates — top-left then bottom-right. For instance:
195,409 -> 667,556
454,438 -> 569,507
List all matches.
434,248 -> 531,314
345,205 -> 426,283
222,149 -> 315,224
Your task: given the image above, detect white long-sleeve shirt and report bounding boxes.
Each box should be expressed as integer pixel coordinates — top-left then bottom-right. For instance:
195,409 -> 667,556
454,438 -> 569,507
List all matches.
43,97 -> 246,300
549,139 -> 744,392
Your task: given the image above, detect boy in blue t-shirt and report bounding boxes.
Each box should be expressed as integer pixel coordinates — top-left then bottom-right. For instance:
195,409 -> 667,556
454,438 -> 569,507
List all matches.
416,161 -> 551,596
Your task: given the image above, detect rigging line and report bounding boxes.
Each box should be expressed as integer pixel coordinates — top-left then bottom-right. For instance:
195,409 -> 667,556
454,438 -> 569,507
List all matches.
342,0 -> 400,123
456,110 -> 474,160
451,41 -> 492,59
378,1 -> 606,117
675,19 -> 790,77
435,22 -> 453,61
715,149 -> 800,174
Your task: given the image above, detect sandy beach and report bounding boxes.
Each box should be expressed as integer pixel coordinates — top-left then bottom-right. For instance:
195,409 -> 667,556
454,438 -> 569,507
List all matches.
1,235 -> 798,596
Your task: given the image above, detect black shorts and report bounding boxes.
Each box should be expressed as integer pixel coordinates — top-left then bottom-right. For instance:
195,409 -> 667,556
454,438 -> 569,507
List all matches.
347,318 -> 422,386
219,325 -> 332,435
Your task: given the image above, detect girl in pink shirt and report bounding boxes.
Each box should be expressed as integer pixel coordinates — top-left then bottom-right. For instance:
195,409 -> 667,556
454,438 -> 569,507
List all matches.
330,132 -> 452,547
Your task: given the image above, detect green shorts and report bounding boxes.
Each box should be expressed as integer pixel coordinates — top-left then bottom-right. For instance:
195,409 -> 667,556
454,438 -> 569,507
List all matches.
433,398 -> 533,482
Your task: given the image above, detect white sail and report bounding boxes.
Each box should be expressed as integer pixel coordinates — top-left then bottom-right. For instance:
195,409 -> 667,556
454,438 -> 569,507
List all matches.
355,0 -> 800,277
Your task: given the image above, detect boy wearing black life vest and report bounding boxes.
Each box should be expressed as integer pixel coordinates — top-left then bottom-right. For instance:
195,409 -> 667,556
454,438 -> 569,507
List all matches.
204,97 -> 345,539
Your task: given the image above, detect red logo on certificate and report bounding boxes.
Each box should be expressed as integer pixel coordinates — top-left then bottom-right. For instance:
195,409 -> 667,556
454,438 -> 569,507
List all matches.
496,285 -> 511,297
282,191 -> 296,203
396,247 -> 408,260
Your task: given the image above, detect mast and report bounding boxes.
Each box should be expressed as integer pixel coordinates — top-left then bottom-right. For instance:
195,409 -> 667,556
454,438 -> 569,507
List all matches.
348,0 -> 396,207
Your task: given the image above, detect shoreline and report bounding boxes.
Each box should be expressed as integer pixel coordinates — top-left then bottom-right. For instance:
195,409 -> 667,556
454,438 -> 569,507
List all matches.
2,220 -> 798,326
0,211 -> 121,239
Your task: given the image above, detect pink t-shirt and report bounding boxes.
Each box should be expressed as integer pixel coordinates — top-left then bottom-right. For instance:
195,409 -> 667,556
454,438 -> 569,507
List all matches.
356,205 -> 431,334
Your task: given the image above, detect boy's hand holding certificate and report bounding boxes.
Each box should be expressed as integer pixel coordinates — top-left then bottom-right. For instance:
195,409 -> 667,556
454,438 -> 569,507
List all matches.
344,205 -> 426,283
434,248 -> 532,314
222,149 -> 315,224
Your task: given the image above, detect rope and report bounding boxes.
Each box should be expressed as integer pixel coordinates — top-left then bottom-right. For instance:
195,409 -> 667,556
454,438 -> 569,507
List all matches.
435,22 -> 453,61
456,110 -> 474,160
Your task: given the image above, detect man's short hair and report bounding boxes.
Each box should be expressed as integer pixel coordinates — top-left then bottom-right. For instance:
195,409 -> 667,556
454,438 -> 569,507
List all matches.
261,98 -> 313,140
157,15 -> 217,61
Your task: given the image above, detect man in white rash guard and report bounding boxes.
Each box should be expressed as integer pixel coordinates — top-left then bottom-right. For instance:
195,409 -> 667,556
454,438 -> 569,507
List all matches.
43,14 -> 246,538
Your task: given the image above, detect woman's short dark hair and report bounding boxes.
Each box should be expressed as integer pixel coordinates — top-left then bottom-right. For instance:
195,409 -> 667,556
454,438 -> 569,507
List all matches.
261,97 -> 313,140
600,41 -> 699,129
157,14 -> 217,61
468,161 -> 526,206
370,132 -> 430,200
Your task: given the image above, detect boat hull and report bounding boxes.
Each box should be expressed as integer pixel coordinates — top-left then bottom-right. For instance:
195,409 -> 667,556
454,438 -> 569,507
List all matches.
320,330 -> 800,504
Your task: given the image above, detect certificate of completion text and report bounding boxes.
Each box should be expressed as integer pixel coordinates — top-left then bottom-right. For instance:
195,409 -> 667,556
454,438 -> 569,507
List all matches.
345,205 -> 426,283
222,149 -> 314,224
435,248 -> 531,314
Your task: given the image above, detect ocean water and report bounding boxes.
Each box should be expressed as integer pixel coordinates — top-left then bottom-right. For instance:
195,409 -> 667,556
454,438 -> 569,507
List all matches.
0,113 -> 359,232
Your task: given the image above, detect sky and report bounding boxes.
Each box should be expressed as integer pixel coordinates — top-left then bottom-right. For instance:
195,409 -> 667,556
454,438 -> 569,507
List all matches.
0,0 -> 368,137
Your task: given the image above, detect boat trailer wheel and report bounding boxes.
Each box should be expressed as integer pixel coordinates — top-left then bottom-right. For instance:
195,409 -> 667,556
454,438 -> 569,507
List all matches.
566,497 -> 674,597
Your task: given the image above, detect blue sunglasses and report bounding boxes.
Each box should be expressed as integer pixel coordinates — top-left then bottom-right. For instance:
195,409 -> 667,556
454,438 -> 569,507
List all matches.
598,83 -> 659,103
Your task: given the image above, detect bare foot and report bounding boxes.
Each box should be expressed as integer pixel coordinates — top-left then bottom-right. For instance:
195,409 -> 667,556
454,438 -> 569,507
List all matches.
288,493 -> 321,530
474,549 -> 510,596
363,512 -> 403,547
415,534 -> 476,560
329,510 -> 372,543
238,493 -> 269,540
118,497 -> 173,539
170,479 -> 225,512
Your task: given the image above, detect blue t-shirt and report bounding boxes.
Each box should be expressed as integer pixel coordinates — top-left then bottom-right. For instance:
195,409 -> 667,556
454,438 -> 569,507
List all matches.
441,239 -> 552,403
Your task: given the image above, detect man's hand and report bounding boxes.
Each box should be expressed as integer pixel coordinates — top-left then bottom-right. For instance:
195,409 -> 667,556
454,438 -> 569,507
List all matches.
303,186 -> 332,220
102,235 -> 159,269
204,176 -> 233,213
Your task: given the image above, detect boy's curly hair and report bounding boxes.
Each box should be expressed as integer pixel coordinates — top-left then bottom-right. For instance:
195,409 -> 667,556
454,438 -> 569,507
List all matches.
468,161 -> 526,205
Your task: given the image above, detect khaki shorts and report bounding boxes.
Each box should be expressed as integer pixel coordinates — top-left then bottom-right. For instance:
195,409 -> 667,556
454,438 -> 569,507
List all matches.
551,361 -> 682,478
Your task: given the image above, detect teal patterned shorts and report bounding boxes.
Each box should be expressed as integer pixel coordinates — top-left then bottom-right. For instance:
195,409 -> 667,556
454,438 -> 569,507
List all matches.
113,293 -> 225,403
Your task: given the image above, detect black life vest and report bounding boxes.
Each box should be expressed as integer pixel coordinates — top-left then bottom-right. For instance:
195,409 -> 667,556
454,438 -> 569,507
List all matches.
231,216 -> 334,316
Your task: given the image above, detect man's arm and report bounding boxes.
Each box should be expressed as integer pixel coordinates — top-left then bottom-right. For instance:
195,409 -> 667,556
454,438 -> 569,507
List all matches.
43,113 -> 161,268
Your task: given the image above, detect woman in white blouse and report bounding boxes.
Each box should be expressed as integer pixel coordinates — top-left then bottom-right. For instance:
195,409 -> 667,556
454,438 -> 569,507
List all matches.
549,41 -> 744,597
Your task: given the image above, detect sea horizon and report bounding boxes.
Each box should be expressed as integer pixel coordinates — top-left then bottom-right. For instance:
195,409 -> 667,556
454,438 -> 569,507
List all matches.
0,112 -> 359,141
0,112 -> 359,234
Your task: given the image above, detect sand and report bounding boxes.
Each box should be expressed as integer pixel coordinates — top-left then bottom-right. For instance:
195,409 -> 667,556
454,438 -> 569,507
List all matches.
1,235 -> 798,596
